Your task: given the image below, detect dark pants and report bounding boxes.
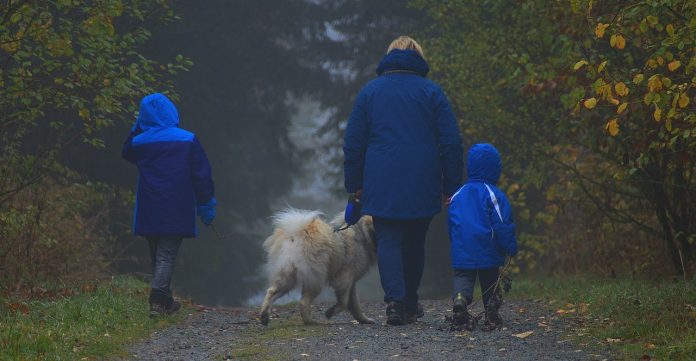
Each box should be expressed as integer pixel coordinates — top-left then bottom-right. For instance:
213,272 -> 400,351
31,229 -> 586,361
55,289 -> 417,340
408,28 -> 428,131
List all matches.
147,236 -> 182,306
374,216 -> 432,312
452,268 -> 500,307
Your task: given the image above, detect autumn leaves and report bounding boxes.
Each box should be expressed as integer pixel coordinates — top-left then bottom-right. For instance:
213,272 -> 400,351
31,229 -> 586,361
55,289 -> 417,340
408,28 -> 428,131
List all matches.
573,9 -> 693,138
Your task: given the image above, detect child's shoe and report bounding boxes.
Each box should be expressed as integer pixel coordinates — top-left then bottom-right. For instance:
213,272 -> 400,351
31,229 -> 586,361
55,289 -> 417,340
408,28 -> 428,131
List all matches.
452,293 -> 474,330
481,295 -> 503,331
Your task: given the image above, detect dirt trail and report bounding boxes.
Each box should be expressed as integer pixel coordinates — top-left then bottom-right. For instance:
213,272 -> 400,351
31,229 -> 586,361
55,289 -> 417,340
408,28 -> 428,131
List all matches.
119,299 -> 612,360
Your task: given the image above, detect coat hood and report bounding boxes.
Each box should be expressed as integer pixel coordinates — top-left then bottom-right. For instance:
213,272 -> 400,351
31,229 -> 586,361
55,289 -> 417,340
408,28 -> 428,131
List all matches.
466,143 -> 502,184
137,93 -> 179,130
376,49 -> 430,77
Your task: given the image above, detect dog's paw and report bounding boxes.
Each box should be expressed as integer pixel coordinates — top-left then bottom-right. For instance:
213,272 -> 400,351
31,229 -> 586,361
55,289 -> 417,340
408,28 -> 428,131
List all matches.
357,318 -> 375,324
259,312 -> 270,326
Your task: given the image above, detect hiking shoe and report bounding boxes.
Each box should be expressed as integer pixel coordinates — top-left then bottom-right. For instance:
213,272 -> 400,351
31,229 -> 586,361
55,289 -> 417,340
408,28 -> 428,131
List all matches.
452,296 -> 470,327
166,300 -> 181,315
149,302 -> 167,318
150,300 -> 181,317
405,303 -> 424,324
386,301 -> 406,326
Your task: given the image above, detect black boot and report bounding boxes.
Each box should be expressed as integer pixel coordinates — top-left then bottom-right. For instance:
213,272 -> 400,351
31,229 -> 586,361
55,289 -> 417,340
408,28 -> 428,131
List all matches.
405,303 -> 424,324
386,301 -> 406,326
452,293 -> 473,330
481,293 -> 503,331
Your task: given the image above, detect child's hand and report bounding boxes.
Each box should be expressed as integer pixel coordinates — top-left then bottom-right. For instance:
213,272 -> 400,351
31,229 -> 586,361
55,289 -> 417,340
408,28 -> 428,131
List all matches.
197,197 -> 217,226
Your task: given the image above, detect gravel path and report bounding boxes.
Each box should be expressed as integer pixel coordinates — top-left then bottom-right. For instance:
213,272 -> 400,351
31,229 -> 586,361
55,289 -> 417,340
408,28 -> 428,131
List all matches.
119,299 -> 613,360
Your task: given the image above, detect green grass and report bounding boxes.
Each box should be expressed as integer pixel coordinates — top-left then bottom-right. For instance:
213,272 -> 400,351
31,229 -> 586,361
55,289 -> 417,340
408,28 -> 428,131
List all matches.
509,276 -> 696,360
0,277 -> 186,361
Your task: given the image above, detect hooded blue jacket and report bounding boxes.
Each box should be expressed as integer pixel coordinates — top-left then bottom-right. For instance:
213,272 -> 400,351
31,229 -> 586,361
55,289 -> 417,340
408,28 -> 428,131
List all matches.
122,93 -> 215,238
343,50 -> 463,219
448,144 -> 517,269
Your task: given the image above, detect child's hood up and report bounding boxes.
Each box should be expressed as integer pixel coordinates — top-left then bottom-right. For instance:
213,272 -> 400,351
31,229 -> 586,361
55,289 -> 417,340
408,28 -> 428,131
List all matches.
137,93 -> 179,130
466,143 -> 502,185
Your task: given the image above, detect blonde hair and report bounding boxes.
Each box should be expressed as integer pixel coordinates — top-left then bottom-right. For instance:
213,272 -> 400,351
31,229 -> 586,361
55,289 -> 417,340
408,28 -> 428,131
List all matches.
387,36 -> 424,58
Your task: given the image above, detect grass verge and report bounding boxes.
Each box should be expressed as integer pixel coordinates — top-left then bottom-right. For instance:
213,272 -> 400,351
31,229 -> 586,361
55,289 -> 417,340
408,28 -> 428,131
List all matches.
508,276 -> 696,360
0,276 -> 185,361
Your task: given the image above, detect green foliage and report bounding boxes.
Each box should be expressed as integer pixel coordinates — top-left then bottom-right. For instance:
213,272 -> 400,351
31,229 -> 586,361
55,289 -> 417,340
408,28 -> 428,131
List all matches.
0,167 -> 133,286
0,277 -> 184,361
511,277 -> 696,360
0,0 -> 188,285
414,0 -> 695,275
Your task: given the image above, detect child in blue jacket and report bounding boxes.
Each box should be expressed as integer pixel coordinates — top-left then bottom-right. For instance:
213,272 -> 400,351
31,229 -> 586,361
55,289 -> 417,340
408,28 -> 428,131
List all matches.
448,143 -> 517,330
122,93 -> 217,317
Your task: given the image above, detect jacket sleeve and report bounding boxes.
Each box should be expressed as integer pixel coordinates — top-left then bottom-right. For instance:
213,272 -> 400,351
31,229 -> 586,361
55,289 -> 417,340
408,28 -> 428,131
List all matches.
343,89 -> 370,193
433,87 -> 464,197
121,126 -> 142,164
492,191 -> 518,256
191,136 -> 215,205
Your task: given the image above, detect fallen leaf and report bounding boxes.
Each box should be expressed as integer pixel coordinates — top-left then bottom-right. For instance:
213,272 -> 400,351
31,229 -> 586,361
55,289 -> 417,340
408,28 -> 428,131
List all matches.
641,355 -> 651,360
645,342 -> 656,349
678,93 -> 690,108
654,107 -> 662,122
606,338 -> 621,343
512,331 -> 534,339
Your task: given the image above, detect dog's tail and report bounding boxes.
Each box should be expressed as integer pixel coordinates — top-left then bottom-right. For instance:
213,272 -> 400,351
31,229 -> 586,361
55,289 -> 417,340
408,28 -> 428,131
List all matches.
263,208 -> 327,288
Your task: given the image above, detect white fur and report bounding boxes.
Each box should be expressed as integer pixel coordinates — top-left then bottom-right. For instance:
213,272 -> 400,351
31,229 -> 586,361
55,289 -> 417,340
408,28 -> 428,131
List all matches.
259,208 -> 376,325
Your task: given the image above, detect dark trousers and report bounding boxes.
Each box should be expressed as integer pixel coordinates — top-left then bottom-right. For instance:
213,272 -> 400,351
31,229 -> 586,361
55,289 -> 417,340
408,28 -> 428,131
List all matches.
452,268 -> 500,307
374,216 -> 432,312
147,236 -> 182,306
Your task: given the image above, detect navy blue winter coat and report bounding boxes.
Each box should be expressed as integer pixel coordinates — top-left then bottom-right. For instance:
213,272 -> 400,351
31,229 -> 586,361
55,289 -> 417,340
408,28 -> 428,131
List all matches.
448,144 -> 517,269
343,50 -> 464,219
122,93 -> 215,238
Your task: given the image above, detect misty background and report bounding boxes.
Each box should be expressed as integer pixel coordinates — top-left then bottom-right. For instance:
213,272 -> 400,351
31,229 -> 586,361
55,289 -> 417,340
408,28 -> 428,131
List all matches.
65,0 -> 450,306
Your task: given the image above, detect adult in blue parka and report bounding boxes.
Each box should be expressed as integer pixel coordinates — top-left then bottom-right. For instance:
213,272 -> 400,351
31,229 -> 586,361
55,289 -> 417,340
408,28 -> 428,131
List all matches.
122,93 -> 216,316
343,36 -> 464,325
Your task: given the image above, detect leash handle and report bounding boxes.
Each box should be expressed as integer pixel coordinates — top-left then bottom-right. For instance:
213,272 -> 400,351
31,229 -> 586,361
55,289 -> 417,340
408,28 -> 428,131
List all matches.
207,223 -> 226,240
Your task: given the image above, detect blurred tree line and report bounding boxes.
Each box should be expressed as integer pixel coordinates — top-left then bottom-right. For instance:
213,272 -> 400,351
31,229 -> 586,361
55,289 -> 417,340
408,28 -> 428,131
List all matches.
415,0 -> 695,276
2,0 -> 692,303
0,0 -> 425,303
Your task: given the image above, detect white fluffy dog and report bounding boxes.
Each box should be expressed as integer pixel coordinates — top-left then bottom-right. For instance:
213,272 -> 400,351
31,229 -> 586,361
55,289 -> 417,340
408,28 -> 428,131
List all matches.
259,209 -> 376,325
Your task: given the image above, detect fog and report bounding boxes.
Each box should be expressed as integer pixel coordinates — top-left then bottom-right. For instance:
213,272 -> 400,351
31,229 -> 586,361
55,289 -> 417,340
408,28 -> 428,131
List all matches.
73,1 -> 452,306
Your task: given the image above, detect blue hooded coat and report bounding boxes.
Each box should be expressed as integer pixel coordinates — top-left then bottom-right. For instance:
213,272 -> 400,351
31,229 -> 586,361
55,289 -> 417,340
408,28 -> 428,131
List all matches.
343,50 -> 464,219
122,93 -> 215,238
448,144 -> 517,269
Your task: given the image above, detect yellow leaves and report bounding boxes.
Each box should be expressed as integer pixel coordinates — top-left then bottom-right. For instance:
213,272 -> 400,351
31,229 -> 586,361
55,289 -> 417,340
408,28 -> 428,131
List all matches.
653,106 -> 662,122
647,75 -> 662,92
597,60 -> 607,73
78,108 -> 90,120
556,308 -> 576,315
512,331 -> 534,339
610,34 -> 625,50
584,98 -> 597,109
615,82 -> 629,96
667,60 -> 681,72
678,93 -> 690,108
595,23 -> 609,38
666,23 -> 675,36
617,102 -> 628,114
605,119 -> 619,136
573,60 -> 589,71
633,74 -> 644,84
